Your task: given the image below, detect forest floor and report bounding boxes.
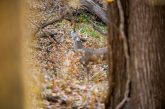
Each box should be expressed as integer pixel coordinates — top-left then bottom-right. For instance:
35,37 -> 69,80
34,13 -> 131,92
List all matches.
27,0 -> 108,109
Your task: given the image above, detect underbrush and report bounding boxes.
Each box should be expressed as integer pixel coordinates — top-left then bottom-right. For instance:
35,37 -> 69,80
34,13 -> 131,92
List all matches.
28,1 -> 108,108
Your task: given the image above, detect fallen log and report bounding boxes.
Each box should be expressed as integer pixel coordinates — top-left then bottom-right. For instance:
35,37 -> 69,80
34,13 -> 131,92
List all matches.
80,0 -> 108,24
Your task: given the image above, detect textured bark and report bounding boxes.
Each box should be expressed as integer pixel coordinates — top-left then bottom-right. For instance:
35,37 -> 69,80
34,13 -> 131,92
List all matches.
106,1 -> 127,109
106,0 -> 165,109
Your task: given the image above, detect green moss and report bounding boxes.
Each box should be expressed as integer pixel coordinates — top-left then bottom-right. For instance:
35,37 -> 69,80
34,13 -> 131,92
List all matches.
76,22 -> 106,40
76,13 -> 107,39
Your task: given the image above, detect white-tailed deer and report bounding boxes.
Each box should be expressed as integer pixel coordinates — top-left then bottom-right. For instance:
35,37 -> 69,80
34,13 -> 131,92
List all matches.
70,30 -> 108,79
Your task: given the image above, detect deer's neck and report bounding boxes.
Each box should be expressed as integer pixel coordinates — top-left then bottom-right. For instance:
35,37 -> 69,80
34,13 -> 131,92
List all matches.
71,31 -> 83,50
73,38 -> 83,50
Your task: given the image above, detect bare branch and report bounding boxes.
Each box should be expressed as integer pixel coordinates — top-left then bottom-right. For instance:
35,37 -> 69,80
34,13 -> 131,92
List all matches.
89,20 -> 107,36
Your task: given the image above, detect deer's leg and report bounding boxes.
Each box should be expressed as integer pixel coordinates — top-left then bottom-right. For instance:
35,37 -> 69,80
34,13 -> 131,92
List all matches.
84,64 -> 90,82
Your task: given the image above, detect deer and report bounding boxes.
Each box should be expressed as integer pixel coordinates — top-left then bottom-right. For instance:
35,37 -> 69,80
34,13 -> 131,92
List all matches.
70,30 -> 108,80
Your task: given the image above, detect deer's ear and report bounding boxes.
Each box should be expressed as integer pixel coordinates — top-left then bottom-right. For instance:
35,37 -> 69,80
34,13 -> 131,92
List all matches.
70,31 -> 75,38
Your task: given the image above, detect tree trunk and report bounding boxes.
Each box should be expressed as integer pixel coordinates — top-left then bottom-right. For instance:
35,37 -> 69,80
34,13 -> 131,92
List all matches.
106,0 -> 165,109
0,0 -> 23,109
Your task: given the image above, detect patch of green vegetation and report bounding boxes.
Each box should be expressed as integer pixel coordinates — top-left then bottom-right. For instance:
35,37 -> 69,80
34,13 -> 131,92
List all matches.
54,13 -> 107,43
76,13 -> 107,39
77,13 -> 91,23
76,22 -> 106,40
55,20 -> 68,28
79,25 -> 99,38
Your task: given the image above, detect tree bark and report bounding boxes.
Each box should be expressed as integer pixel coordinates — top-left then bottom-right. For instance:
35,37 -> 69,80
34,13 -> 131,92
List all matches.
106,0 -> 165,109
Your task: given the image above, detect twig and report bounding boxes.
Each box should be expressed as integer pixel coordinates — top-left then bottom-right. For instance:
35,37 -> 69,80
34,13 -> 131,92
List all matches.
89,20 -> 107,36
28,18 -> 59,43
40,14 -> 65,29
33,11 -> 69,36
115,0 -> 131,109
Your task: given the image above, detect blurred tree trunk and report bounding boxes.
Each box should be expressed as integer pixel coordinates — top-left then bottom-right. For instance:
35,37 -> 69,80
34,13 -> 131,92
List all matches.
0,0 -> 23,109
106,0 -> 165,109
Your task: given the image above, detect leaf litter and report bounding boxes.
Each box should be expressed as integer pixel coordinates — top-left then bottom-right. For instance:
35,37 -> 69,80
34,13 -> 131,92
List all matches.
28,0 -> 108,108
34,21 -> 108,109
